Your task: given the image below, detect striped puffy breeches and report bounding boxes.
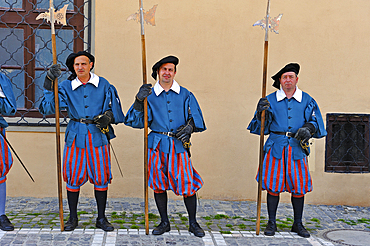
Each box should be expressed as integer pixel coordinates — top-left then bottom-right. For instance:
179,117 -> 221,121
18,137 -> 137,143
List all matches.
0,128 -> 13,184
63,131 -> 112,192
148,139 -> 203,197
256,145 -> 312,197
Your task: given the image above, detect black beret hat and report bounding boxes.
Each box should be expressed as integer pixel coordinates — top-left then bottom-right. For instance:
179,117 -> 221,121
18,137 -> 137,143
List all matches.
271,63 -> 300,89
151,55 -> 179,80
66,51 -> 95,80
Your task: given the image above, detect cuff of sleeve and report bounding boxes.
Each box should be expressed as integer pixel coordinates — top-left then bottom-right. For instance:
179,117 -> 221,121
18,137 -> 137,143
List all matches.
133,98 -> 144,112
303,122 -> 316,134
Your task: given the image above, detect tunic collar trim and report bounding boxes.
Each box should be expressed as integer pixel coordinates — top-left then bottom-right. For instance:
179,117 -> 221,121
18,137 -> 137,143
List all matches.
276,86 -> 302,102
153,80 -> 180,96
71,72 -> 99,90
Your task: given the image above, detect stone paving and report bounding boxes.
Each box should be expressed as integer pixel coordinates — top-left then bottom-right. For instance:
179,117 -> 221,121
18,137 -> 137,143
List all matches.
0,197 -> 369,245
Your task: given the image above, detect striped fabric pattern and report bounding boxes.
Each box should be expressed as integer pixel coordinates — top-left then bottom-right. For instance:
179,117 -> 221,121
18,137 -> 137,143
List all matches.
256,145 -> 312,197
148,139 -> 203,197
0,128 -> 12,184
63,131 -> 111,192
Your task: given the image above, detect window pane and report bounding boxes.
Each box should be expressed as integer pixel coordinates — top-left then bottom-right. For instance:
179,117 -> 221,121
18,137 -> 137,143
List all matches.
0,0 -> 22,9
0,28 -> 24,66
1,70 -> 24,108
35,0 -> 73,10
35,28 -> 73,68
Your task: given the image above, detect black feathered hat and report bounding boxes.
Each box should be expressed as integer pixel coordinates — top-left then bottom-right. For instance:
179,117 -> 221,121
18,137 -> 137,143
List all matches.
151,55 -> 179,80
66,51 -> 95,80
271,63 -> 300,89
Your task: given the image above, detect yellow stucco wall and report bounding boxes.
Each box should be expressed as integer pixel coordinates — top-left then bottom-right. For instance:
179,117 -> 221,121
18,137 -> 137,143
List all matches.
6,0 -> 370,206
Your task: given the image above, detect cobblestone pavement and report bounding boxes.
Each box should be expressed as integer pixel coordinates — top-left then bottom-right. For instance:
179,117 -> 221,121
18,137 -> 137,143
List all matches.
0,197 -> 369,245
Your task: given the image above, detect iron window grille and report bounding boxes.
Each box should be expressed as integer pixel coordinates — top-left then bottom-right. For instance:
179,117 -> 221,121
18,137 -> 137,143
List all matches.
0,0 -> 92,126
325,113 -> 370,173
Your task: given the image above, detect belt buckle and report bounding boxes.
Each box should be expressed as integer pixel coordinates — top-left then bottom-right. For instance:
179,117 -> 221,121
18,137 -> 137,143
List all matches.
79,119 -> 85,123
286,132 -> 293,137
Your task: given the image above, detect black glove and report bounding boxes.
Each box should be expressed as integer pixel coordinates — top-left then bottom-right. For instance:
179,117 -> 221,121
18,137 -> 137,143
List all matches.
256,97 -> 270,120
94,110 -> 114,133
43,64 -> 62,91
257,97 -> 270,113
294,123 -> 315,144
175,118 -> 195,145
133,84 -> 152,111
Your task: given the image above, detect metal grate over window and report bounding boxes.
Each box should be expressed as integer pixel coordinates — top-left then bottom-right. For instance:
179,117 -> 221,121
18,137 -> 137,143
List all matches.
325,113 -> 370,173
0,0 -> 92,126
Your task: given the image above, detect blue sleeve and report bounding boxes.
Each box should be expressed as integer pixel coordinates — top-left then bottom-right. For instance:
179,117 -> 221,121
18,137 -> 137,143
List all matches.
305,99 -> 327,138
0,73 -> 17,116
104,85 -> 125,124
124,103 -> 153,129
39,86 -> 68,115
185,92 -> 206,132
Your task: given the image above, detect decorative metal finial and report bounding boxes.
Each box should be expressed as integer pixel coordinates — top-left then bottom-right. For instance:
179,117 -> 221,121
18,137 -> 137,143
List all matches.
253,13 -> 283,34
127,4 -> 158,26
36,4 -> 68,26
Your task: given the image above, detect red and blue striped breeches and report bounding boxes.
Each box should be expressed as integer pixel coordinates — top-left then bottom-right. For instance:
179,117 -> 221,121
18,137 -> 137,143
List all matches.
148,140 -> 203,197
63,131 -> 111,192
256,145 -> 312,197
0,128 -> 13,184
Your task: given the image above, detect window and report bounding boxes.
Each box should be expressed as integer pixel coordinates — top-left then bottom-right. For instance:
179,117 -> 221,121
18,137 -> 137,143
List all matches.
0,0 -> 92,125
325,114 -> 370,173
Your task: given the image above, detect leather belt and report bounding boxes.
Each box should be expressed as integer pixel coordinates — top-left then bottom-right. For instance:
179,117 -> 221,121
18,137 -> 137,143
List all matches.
271,131 -> 295,137
151,131 -> 175,137
71,118 -> 95,124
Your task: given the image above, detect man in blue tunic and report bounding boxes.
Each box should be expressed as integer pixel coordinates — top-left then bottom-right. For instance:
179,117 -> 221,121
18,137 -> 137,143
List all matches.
0,73 -> 17,231
248,63 -> 327,238
125,55 -> 206,237
39,51 -> 125,231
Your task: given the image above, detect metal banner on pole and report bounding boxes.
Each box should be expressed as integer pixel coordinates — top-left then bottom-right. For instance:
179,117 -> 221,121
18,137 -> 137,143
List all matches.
36,1 -> 68,231
252,0 -> 282,235
127,1 -> 158,235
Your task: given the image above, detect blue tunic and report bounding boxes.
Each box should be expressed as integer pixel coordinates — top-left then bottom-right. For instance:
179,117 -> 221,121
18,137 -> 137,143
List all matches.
39,76 -> 125,149
125,85 -> 206,154
0,73 -> 17,183
248,90 -> 327,160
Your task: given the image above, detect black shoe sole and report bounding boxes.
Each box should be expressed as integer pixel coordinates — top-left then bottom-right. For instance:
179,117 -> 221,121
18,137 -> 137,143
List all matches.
96,224 -> 114,232
152,228 -> 170,235
190,231 -> 205,238
0,227 -> 14,231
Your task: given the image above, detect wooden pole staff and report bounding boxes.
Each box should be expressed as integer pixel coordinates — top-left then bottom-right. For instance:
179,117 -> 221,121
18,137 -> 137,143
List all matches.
127,1 -> 157,235
51,2 -> 64,232
139,0 -> 149,235
36,0 -> 68,231
256,0 -> 271,235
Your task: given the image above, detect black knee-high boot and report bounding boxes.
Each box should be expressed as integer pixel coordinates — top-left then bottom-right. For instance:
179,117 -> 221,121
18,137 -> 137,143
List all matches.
267,193 -> 280,222
291,196 -> 304,223
67,190 -> 80,219
154,191 -> 169,223
183,194 -> 197,224
95,190 -> 107,219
